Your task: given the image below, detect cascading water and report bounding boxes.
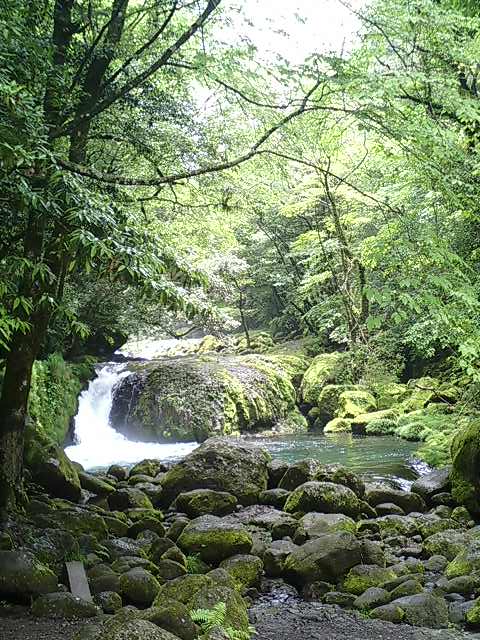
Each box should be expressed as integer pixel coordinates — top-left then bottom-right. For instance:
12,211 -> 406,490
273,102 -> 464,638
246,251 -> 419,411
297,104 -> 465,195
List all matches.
65,360 -> 197,470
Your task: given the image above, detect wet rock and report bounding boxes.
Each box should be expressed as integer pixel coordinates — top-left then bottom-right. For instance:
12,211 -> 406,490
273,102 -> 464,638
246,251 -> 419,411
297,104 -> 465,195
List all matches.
104,537 -> 147,560
120,567 -> 161,607
174,489 -> 238,518
32,592 -> 100,618
365,486 -> 426,514
30,447 -> 81,502
284,481 -> 363,518
34,507 -> 108,541
130,460 -> 167,477
284,532 -> 362,585
161,438 -> 270,506
375,503 -> 405,516
142,601 -> 199,640
177,515 -> 253,564
107,465 -> 128,481
128,517 -> 166,539
411,467 -> 451,502
278,459 -> 321,491
229,505 -> 298,539
313,464 -> 365,498
79,472 -> 115,496
0,550 -> 57,600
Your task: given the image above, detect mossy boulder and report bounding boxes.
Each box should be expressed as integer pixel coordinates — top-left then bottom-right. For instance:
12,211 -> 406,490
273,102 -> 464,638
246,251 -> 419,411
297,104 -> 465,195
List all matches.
29,445 -> 81,502
188,584 -> 250,635
446,538 -> 480,578
324,418 -> 352,433
110,353 -> 308,442
283,481 -> 363,518
338,389 -> 377,419
423,530 -> 471,561
0,550 -> 57,600
177,515 -> 253,564
119,568 -> 161,607
141,600 -> 199,640
284,532 -> 362,585
293,513 -> 356,543
314,464 -> 365,497
300,352 -> 350,404
314,384 -> 348,428
174,489 -> 237,518
108,487 -> 153,511
74,617 -> 182,640
79,472 -> 115,496
365,486 -> 426,514
277,459 -> 320,491
34,507 -> 108,541
161,438 -> 270,506
450,420 -> 480,514
95,591 -> 123,614
219,554 -> 263,589
32,592 -> 100,618
389,593 -> 449,628
343,565 -> 396,595
376,383 -> 408,410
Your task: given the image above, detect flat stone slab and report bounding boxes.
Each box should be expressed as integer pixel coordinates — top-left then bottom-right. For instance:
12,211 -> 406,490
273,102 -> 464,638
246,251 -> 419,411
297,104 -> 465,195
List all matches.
65,561 -> 92,603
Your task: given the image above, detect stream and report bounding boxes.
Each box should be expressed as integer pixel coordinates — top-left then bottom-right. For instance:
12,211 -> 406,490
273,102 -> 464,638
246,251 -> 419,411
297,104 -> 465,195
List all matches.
65,340 -> 425,485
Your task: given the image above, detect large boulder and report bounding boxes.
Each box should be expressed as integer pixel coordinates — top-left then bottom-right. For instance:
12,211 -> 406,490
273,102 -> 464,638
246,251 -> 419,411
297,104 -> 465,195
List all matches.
283,481 -> 363,518
343,565 -> 396,595
30,446 -> 81,502
119,568 -> 161,607
284,532 -> 362,585
450,421 -> 480,513
278,459 -> 320,491
0,550 -> 57,600
177,515 -> 253,564
160,438 -> 270,506
337,389 -> 377,419
365,486 -> 426,514
293,513 -> 356,543
109,353 -> 308,442
411,467 -> 451,501
74,617 -> 181,640
390,593 -> 449,628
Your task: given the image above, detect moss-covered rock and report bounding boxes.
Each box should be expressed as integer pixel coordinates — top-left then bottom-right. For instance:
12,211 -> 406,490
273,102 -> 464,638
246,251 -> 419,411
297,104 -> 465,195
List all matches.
219,554 -> 263,589
119,568 -> 161,607
33,507 -> 108,541
29,446 -> 81,502
284,532 -> 362,585
141,600 -> 199,640
177,515 -> 253,564
446,538 -> 480,578
389,593 -> 449,628
314,385 -> 349,428
451,420 -> 480,514
95,591 -> 123,614
293,513 -> 356,543
338,389 -> 377,419
74,617 -> 182,640
423,530 -> 471,561
324,418 -> 352,433
300,352 -> 351,404
313,464 -> 365,498
110,353 -> 309,442
32,592 -> 100,618
283,481 -> 363,518
0,550 -> 57,600
343,565 -> 396,595
277,459 -> 320,491
108,487 -> 153,511
161,438 -> 270,506
174,489 -> 237,518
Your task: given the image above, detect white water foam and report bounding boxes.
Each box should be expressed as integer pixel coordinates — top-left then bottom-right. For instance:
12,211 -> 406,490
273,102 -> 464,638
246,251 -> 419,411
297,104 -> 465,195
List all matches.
65,362 -> 197,470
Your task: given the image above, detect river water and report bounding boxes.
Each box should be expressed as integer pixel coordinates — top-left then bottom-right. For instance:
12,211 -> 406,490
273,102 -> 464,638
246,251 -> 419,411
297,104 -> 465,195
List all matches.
65,340 -> 425,485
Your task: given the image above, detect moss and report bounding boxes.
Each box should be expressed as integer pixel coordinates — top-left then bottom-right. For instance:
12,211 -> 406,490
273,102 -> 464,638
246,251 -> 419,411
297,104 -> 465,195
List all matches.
376,383 -> 408,410
177,525 -> 253,565
300,352 -> 351,404
219,554 -> 263,590
324,418 -> 353,433
365,418 -> 398,435
466,598 -> 480,626
338,389 -> 377,419
450,419 -> 480,513
353,409 -> 399,430
343,566 -> 396,595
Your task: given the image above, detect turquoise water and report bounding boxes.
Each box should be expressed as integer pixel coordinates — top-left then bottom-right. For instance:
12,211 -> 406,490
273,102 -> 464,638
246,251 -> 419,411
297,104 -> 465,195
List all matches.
244,433 -> 425,488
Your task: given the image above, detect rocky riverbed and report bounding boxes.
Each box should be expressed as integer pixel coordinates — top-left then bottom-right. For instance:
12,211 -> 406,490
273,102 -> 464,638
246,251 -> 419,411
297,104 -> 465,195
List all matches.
2,438 -> 480,639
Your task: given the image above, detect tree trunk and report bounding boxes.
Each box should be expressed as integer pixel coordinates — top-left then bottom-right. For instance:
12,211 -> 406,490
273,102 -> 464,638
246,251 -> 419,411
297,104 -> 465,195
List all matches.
238,292 -> 251,349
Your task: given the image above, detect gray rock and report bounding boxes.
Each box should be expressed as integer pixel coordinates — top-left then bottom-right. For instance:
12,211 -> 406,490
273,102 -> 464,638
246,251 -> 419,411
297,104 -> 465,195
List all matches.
353,587 -> 391,610
263,540 -> 297,578
284,481 -> 363,518
32,592 -> 100,618
119,568 -> 161,607
95,591 -> 123,613
366,487 -> 426,514
177,515 -> 252,564
0,550 -> 57,600
411,467 -> 451,501
390,593 -> 449,628
258,488 -> 290,509
174,489 -> 238,518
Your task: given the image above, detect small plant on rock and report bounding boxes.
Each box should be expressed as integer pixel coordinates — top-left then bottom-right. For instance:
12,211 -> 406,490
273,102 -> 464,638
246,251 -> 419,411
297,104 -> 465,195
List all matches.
191,601 -> 256,640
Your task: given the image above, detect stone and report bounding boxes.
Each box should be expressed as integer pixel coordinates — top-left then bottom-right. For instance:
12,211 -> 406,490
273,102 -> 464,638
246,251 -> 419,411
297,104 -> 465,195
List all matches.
155,559 -> 187,583
174,489 -> 238,518
161,438 -> 270,506
293,513 -> 356,544
370,603 -> 405,623
107,465 -> 128,481
258,488 -> 290,509
79,472 -> 115,496
220,554 -> 263,589
390,593 -> 449,628
30,447 -> 81,502
450,421 -> 480,514
267,459 -> 289,488
284,532 -> 362,585
177,515 -> 253,564
263,540 -> 297,578
108,487 -> 153,511
95,591 -> 123,614
446,538 -> 480,578
34,508 -> 108,541
353,587 -> 391,610
32,592 -> 100,618
324,418 -> 352,433
423,529 -> 471,561
284,481 -> 362,518
389,579 -> 423,599
424,555 -> 448,572
74,617 -> 182,640
104,537 -> 147,560
0,550 -> 57,600
375,503 -> 405,516
343,565 -> 396,595
300,352 -> 350,404
128,517 -> 166,539
278,459 -> 320,491
411,467 -> 451,501
142,601 -> 199,640
323,591 -> 355,607
314,464 -> 365,498
230,504 -> 298,539
337,389 -> 376,419
365,487 -> 426,513
130,460 -> 166,478
302,581 -> 334,601
119,568 -> 161,607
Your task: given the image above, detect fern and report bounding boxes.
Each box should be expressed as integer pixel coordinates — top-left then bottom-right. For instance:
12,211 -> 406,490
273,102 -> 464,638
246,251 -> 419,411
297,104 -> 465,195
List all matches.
186,553 -> 205,574
190,602 -> 255,640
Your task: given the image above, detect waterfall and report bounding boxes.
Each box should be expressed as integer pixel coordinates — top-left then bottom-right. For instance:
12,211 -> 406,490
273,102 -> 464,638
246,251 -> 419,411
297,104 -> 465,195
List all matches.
65,361 -> 197,470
